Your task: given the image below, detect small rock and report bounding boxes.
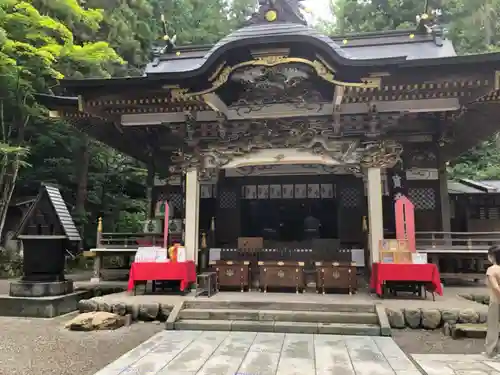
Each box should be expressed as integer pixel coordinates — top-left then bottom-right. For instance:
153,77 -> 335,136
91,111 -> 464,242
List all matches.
460,293 -> 473,301
458,308 -> 479,324
77,299 -> 98,313
441,309 -> 460,324
158,304 -> 172,321
404,308 -> 422,329
442,322 -> 451,336
65,312 -> 124,331
111,302 -> 127,316
127,304 -> 140,320
386,308 -> 405,328
479,311 -> 488,324
138,303 -> 160,321
422,309 -> 441,329
122,314 -> 133,326
96,301 -> 111,312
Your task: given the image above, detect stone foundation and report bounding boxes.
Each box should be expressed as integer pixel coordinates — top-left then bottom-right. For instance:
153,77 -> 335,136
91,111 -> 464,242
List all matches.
9,280 -> 74,297
0,291 -> 91,318
385,307 -> 486,330
77,299 -> 174,322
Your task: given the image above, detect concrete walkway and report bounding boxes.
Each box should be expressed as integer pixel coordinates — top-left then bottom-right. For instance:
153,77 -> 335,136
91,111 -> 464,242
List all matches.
93,331 -> 423,375
411,354 -> 500,375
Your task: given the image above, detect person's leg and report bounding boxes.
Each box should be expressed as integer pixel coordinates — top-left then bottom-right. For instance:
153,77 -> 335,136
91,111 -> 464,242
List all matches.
485,303 -> 500,357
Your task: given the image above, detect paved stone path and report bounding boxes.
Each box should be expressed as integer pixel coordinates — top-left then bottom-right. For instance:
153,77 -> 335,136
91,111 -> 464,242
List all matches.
412,354 -> 500,375
93,331 -> 423,375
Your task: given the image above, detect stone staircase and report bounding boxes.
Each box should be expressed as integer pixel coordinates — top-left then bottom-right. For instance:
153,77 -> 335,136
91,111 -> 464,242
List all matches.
168,300 -> 390,336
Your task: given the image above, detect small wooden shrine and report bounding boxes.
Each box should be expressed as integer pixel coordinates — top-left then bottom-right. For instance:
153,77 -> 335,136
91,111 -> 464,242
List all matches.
10,183 -> 81,297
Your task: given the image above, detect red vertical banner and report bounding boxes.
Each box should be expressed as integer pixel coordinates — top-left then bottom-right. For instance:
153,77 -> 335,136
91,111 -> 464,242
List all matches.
395,196 -> 416,252
163,201 -> 169,249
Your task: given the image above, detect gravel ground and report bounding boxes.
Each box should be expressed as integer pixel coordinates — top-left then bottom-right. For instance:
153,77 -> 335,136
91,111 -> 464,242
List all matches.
0,314 -> 163,375
0,314 -> 486,375
393,329 -> 485,355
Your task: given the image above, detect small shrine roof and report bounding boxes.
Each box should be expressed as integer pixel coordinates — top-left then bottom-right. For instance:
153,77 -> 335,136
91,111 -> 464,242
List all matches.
15,183 -> 81,242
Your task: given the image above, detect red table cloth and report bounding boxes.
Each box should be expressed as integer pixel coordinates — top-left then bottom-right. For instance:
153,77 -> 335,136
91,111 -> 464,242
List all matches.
127,261 -> 196,292
370,263 -> 443,297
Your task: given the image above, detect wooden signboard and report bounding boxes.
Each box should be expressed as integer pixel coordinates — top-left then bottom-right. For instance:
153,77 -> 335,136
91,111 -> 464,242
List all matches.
395,196 -> 416,252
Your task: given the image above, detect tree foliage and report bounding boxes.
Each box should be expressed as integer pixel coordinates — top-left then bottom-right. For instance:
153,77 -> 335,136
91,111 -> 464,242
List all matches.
0,0 -> 256,255
323,0 -> 500,180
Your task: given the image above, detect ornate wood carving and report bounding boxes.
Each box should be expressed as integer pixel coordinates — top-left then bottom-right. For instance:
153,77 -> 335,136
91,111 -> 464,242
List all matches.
167,117 -> 403,179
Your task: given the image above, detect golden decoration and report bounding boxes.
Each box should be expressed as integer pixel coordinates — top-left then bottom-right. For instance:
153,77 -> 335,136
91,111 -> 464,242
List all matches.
170,88 -> 190,100
265,9 -> 277,22
332,270 -> 340,279
176,51 -> 181,56
177,55 -> 380,98
97,217 -> 103,233
409,34 -> 415,39
342,39 -> 348,44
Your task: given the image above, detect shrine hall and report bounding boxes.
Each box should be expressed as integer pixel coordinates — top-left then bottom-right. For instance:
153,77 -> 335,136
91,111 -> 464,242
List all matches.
37,0 -> 500,285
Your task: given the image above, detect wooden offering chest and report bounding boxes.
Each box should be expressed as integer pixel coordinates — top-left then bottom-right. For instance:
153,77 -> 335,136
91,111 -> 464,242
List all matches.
210,260 -> 250,292
258,261 -> 305,293
315,261 -> 357,295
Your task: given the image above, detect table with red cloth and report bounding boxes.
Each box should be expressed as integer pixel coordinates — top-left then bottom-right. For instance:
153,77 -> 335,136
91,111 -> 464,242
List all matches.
370,263 -> 443,300
127,261 -> 196,294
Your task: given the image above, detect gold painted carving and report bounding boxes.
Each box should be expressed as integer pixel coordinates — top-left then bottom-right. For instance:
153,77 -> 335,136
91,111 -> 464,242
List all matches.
182,55 -> 380,98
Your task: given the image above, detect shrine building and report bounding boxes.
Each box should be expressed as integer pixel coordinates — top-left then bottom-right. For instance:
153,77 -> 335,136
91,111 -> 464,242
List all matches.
38,0 -> 500,278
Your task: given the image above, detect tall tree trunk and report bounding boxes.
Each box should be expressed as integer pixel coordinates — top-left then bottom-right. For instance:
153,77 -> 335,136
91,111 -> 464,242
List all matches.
74,133 -> 90,237
0,96 -> 29,244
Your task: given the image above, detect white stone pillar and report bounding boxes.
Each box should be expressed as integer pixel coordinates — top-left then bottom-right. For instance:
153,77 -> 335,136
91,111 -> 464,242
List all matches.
184,169 -> 200,263
367,167 -> 384,265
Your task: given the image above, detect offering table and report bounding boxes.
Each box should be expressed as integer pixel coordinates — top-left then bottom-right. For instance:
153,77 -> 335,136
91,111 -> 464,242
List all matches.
258,261 -> 305,293
315,261 -> 357,295
210,260 -> 250,292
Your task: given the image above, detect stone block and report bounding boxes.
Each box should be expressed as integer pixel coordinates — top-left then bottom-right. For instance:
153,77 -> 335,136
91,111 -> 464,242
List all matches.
317,323 -> 380,336
9,280 -> 73,297
174,319 -> 231,331
422,309 -> 442,329
386,308 -> 405,329
0,291 -> 90,318
274,321 -> 318,334
404,308 -> 422,329
231,320 -> 275,332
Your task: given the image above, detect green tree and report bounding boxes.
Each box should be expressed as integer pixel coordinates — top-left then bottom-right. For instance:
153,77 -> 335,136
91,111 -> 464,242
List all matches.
0,0 -> 122,240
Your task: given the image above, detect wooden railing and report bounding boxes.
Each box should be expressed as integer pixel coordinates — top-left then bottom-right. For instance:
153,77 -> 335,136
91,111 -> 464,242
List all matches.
416,231 -> 500,253
97,232 -> 164,250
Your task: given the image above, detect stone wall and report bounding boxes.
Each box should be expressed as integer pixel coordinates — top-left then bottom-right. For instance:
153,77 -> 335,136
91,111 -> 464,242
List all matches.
386,307 -> 486,331
77,299 -> 173,322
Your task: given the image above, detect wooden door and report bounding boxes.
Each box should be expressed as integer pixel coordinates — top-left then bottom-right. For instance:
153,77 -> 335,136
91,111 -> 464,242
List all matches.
215,177 -> 240,246
337,177 -> 365,245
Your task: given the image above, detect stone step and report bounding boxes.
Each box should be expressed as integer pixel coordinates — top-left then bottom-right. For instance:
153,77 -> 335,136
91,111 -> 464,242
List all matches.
178,308 -> 378,324
174,319 -> 382,335
183,300 -> 375,313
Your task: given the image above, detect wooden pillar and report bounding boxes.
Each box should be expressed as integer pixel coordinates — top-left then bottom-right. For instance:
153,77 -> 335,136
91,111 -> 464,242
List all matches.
184,169 -> 200,263
367,168 -> 383,265
438,161 -> 451,233
91,217 -> 103,282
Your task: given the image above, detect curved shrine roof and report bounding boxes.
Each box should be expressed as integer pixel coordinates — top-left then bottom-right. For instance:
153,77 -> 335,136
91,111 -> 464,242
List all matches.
145,25 -> 455,75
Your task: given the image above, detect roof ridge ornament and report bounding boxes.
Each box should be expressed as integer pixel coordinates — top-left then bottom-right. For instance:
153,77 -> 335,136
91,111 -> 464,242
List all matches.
151,14 -> 177,60
416,8 -> 445,46
245,0 -> 307,26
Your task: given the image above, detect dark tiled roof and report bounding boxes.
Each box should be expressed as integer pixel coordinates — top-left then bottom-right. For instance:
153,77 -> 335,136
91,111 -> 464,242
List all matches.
145,25 -> 454,75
